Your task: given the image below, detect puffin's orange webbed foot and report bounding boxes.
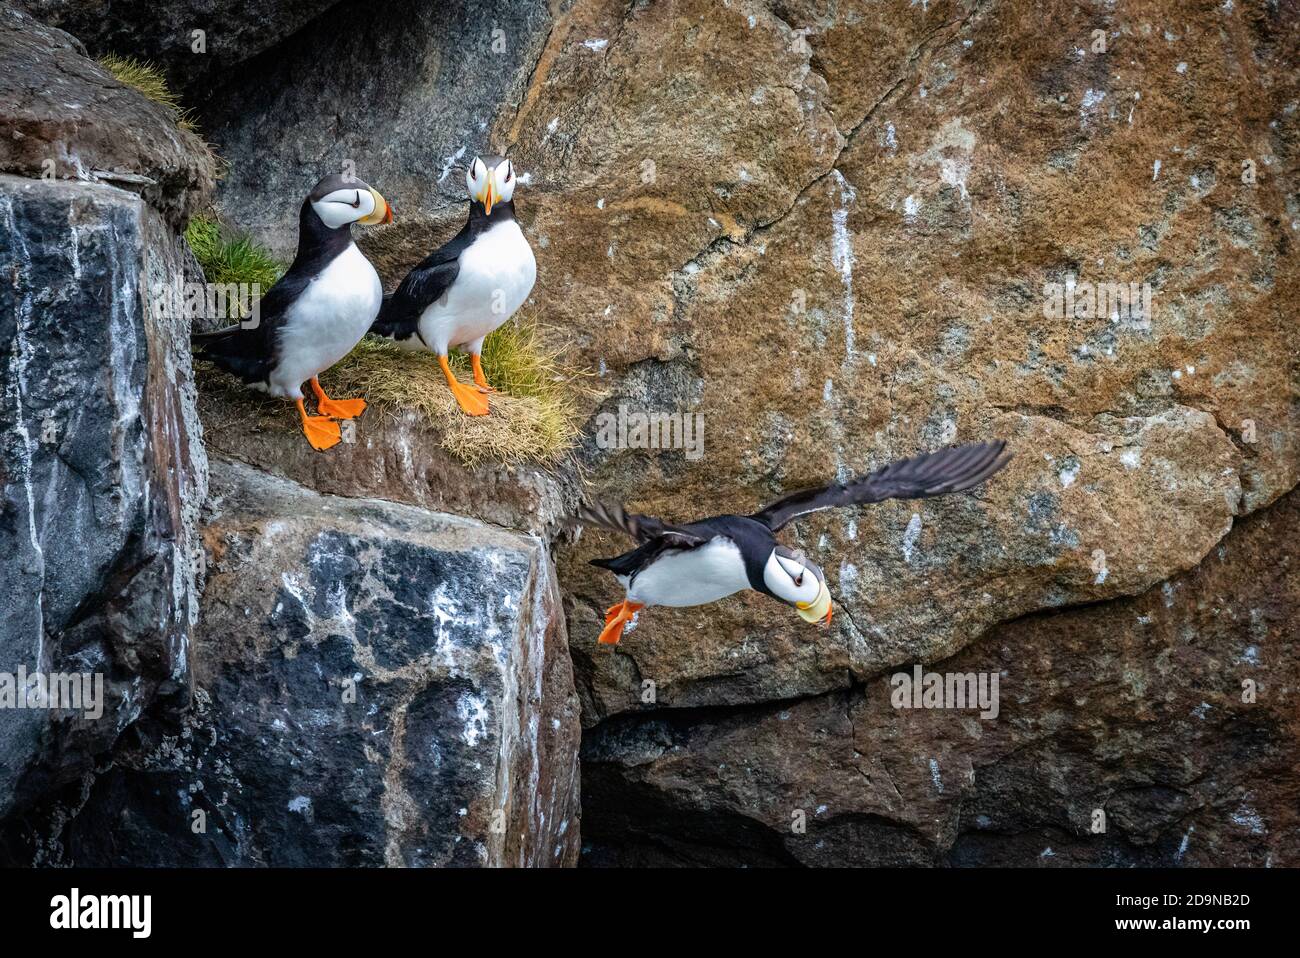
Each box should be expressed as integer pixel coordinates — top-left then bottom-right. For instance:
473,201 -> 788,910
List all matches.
470,354 -> 496,394
310,377 -> 367,420
597,600 -> 644,646
296,398 -> 341,451
439,355 -> 490,415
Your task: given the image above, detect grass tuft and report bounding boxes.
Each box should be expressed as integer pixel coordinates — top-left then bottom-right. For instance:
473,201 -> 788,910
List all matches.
185,214 -> 285,296
97,54 -> 197,131
322,317 -> 587,466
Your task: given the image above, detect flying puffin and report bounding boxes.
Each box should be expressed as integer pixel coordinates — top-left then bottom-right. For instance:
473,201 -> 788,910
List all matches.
192,173 -> 393,451
369,154 -> 536,416
574,440 -> 1012,645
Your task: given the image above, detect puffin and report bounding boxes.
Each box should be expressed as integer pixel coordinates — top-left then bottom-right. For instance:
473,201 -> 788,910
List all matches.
192,173 -> 393,451
369,154 -> 536,416
574,440 -> 1012,645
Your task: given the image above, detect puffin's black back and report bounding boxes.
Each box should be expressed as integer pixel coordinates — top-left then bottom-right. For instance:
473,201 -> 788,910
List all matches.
370,200 -> 519,343
194,198 -> 355,384
590,514 -> 780,598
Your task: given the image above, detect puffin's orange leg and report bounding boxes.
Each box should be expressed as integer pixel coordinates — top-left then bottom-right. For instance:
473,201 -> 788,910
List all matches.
470,354 -> 495,393
310,376 -> 367,420
438,355 -> 490,416
297,398 -> 341,451
597,600 -> 644,645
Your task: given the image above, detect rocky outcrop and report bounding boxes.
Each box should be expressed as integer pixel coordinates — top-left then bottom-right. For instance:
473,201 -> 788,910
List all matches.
198,395 -> 575,537
0,5 -> 216,226
199,0 -> 554,259
0,173 -> 207,819
15,0 -> 343,94
0,4 -> 587,868
582,487 -> 1300,866
6,460 -> 581,866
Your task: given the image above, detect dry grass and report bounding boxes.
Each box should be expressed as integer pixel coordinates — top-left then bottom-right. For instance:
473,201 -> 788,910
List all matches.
196,314 -> 588,467
322,317 -> 587,466
97,55 -> 198,131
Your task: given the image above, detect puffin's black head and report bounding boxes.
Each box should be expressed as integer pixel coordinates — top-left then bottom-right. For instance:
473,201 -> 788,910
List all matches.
765,545 -> 833,626
307,173 -> 393,230
465,155 -> 518,215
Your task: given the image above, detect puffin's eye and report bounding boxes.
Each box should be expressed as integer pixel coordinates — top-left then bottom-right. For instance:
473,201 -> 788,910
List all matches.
504,165 -> 513,183
794,572 -> 804,587
350,191 -> 361,208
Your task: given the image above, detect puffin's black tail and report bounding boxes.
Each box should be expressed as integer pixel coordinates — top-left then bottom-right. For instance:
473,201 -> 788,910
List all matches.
191,323 -> 241,343
368,294 -> 397,337
588,550 -> 649,578
190,324 -> 271,384
369,293 -> 424,344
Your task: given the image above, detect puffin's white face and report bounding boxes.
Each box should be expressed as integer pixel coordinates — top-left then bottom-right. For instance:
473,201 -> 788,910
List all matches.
763,547 -> 833,625
311,186 -> 392,230
465,156 -> 517,215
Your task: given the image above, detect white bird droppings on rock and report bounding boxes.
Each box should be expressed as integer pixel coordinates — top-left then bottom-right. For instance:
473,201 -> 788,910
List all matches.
902,513 -> 923,563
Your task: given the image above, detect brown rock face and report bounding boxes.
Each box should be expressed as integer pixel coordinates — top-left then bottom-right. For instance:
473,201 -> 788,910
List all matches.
495,0 -> 1298,723
0,5 -> 215,226
136,0 -> 1296,865
582,488 -> 1299,866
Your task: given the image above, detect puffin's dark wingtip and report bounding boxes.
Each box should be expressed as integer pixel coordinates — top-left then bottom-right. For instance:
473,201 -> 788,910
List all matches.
964,441 -> 1014,490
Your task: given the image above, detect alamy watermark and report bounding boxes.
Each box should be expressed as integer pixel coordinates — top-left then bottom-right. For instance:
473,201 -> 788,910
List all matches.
891,664 -> 1000,720
151,280 -> 261,326
1043,276 -> 1152,322
50,888 -> 150,938
594,404 -> 705,460
0,666 -> 104,720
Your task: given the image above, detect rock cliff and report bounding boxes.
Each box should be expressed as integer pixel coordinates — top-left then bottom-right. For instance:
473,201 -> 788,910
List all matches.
0,5 -> 582,867
1,0 -> 1296,867
0,170 -> 206,819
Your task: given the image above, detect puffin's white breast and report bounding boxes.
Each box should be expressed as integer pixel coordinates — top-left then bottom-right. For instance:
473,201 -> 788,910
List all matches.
626,538 -> 751,608
419,219 -> 536,352
271,243 -> 382,396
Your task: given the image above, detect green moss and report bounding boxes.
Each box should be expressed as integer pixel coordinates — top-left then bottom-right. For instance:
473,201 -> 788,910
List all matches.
96,55 -> 197,131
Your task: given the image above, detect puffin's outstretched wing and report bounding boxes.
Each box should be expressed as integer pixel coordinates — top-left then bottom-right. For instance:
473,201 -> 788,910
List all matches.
572,499 -> 705,546
750,440 -> 1012,532
370,232 -> 467,342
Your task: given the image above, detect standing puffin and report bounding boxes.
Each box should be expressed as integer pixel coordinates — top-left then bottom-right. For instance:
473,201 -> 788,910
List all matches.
574,440 -> 1012,645
369,154 -> 536,416
193,173 -> 392,451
